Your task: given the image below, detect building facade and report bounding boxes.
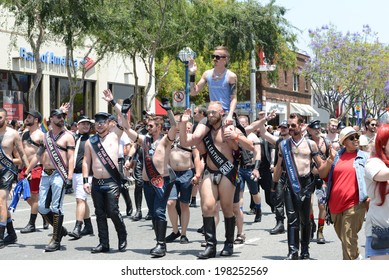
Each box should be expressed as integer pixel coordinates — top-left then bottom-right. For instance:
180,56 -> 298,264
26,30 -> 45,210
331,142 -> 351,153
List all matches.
0,12 -> 154,123
258,52 -> 319,126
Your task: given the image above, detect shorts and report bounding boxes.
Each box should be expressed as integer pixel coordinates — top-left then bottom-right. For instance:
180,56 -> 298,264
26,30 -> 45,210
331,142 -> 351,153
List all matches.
365,236 -> 389,258
0,168 -> 16,191
72,173 -> 91,200
168,169 -> 194,204
19,165 -> 43,194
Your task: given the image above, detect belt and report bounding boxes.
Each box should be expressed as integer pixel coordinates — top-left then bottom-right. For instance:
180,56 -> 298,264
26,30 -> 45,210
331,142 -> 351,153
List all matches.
92,177 -> 117,186
241,164 -> 254,169
44,169 -> 56,175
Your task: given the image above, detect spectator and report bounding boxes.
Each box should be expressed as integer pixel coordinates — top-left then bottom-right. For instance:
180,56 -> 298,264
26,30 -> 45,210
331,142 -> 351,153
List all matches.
364,124 -> 389,260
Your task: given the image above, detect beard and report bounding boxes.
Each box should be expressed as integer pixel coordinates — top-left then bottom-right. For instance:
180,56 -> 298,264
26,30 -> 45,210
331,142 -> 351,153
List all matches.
25,121 -> 33,127
208,115 -> 222,126
52,121 -> 64,128
0,121 -> 5,128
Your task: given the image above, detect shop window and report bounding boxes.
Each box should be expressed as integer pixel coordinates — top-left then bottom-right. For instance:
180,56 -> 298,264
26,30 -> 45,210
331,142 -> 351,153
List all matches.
0,71 -> 41,121
50,76 -> 95,121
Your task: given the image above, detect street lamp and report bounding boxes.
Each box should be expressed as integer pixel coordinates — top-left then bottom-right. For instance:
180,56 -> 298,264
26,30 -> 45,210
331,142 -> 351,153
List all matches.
178,47 -> 196,108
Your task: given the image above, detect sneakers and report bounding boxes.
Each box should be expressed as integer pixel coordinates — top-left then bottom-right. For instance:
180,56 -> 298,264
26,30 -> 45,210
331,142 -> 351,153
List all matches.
180,235 -> 189,244
165,231 -> 181,243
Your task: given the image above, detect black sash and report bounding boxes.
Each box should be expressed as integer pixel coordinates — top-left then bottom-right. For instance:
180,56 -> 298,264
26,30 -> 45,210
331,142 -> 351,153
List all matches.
90,135 -> 124,187
203,131 -> 237,185
44,131 -> 68,181
0,146 -> 17,175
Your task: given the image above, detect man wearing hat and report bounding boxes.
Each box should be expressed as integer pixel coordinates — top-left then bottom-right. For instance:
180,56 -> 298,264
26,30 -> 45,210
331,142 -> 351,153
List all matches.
82,89 -> 128,253
68,116 -> 94,239
307,119 -> 332,245
19,110 -> 48,233
25,107 -> 75,252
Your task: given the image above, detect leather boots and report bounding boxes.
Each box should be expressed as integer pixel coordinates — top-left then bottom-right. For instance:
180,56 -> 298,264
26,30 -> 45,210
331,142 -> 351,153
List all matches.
150,220 -> 167,257
220,216 -> 235,256
69,220 -> 83,239
285,227 -> 299,260
198,217 -> 217,259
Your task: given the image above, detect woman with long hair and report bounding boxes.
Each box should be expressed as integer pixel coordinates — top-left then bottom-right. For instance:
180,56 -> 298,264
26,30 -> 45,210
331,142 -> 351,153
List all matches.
364,124 -> 389,259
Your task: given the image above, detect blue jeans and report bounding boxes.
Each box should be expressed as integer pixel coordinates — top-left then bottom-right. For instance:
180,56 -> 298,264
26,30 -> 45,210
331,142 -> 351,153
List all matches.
38,170 -> 65,215
238,167 -> 259,195
168,169 -> 194,204
143,176 -> 170,221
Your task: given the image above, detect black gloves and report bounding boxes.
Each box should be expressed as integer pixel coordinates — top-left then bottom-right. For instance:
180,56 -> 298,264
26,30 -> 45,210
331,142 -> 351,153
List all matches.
160,97 -> 172,111
64,179 -> 73,190
121,98 -> 132,114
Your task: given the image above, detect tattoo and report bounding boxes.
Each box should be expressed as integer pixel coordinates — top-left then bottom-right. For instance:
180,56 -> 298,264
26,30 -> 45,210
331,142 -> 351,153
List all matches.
230,82 -> 237,96
37,145 -> 46,157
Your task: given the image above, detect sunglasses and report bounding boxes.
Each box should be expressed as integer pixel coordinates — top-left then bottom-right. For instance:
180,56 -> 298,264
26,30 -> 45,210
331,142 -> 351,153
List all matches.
287,123 -> 298,128
347,134 -> 360,141
206,110 -> 220,115
211,54 -> 227,60
370,123 -> 377,127
147,124 -> 155,128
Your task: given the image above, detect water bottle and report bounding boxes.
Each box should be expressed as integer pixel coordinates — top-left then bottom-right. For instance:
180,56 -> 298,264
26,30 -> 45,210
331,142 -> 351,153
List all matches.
315,188 -> 326,204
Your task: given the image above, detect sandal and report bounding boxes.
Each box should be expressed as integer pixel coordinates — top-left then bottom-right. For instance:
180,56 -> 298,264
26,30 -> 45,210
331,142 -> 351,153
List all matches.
233,233 -> 246,244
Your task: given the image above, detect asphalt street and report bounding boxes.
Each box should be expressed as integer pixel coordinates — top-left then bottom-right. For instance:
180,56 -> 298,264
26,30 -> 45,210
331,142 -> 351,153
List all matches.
1,184 -> 366,261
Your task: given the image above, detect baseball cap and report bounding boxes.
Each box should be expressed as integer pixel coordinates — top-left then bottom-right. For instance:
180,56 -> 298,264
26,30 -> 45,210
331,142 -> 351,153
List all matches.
77,116 -> 94,125
50,109 -> 66,117
25,110 -> 42,123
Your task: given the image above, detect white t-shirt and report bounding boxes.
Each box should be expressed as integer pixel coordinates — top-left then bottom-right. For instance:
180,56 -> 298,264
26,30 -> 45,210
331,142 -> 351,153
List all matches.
364,157 -> 389,236
119,133 -> 131,158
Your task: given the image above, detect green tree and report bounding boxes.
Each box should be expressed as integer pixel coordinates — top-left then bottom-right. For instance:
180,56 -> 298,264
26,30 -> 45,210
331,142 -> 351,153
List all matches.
1,0 -> 54,109
303,24 -> 389,122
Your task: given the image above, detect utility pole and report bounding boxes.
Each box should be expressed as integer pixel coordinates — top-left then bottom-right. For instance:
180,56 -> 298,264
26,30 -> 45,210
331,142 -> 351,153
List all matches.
250,44 -> 257,122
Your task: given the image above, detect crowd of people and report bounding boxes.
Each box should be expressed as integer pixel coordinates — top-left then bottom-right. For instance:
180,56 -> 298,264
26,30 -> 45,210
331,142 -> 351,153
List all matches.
1,46 -> 388,260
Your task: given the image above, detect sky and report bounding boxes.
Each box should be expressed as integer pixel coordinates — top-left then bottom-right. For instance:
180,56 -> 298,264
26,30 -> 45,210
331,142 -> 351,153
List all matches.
268,0 -> 389,55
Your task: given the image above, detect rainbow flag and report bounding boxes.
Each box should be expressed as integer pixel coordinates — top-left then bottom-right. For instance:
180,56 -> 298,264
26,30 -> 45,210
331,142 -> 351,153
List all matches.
40,118 -> 49,133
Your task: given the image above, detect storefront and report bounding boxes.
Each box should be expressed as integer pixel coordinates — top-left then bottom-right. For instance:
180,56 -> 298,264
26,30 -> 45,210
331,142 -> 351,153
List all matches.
0,18 -> 153,123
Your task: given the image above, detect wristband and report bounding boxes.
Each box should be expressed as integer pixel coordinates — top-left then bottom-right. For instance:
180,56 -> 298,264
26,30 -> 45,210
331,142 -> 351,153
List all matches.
190,75 -> 195,83
254,160 -> 261,170
109,99 -> 117,106
83,177 -> 89,184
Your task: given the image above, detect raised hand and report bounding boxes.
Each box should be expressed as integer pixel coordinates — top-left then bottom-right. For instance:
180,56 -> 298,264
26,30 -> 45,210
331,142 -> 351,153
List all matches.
188,59 -> 197,74
181,108 -> 192,123
102,89 -> 114,102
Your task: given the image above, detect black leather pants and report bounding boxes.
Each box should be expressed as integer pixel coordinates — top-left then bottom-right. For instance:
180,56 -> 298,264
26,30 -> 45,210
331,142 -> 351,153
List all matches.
91,180 -> 127,246
284,174 -> 314,251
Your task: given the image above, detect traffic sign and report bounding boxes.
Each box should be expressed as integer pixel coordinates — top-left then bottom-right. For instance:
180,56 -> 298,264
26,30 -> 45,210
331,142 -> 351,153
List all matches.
172,90 -> 185,108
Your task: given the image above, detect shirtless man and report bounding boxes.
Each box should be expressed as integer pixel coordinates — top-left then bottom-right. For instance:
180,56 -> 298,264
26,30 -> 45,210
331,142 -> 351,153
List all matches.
180,101 -> 254,259
307,120 -> 332,244
123,97 -> 177,258
83,89 -> 128,253
25,108 -> 75,252
326,118 -> 340,151
19,110 -> 47,233
166,114 -> 202,244
0,108 -> 29,249
358,117 -> 377,154
273,113 -> 323,260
